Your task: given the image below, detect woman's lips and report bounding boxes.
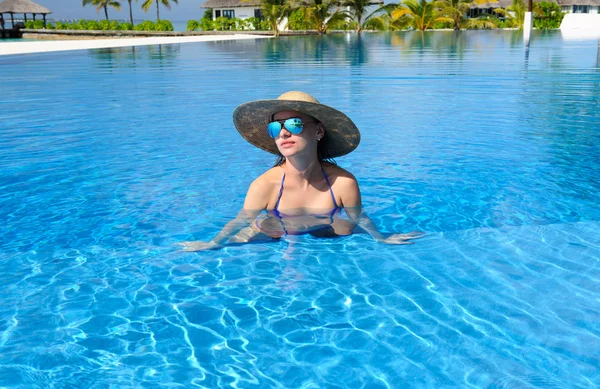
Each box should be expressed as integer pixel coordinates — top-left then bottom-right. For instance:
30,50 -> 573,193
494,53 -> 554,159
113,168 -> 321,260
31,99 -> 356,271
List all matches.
280,141 -> 295,148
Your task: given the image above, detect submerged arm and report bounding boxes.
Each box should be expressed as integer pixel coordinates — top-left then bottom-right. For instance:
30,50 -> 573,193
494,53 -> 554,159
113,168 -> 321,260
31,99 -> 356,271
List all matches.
179,178 -> 271,251
341,176 -> 423,244
179,208 -> 262,251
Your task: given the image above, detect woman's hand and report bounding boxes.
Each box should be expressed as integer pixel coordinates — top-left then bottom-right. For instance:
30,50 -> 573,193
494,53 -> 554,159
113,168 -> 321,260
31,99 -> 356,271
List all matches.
178,240 -> 223,252
377,231 -> 425,245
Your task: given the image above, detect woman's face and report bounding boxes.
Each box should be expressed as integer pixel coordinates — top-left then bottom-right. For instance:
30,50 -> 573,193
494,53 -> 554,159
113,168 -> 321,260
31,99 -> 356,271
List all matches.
272,110 -> 324,158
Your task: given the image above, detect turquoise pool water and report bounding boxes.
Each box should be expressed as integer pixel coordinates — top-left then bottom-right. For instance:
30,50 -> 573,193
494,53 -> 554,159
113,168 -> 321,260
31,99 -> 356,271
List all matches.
1,31 -> 599,388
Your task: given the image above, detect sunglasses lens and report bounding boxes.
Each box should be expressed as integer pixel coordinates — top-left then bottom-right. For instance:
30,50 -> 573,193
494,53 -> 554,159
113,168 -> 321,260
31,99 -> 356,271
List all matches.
267,122 -> 282,138
284,118 -> 303,134
267,118 -> 305,138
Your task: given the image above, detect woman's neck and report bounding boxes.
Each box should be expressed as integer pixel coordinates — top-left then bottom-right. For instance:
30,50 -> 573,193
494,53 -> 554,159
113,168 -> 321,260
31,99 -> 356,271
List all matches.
283,157 -> 322,183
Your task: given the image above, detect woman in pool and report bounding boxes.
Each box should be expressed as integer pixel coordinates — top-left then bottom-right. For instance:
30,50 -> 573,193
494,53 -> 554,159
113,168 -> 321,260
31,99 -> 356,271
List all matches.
180,91 -> 421,251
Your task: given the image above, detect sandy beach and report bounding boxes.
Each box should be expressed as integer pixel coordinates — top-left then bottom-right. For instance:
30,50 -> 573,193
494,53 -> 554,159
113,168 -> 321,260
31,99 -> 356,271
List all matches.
0,34 -> 271,56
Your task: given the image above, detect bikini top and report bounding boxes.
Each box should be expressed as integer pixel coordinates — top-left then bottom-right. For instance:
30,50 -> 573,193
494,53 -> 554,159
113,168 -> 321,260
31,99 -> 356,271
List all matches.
271,165 -> 340,220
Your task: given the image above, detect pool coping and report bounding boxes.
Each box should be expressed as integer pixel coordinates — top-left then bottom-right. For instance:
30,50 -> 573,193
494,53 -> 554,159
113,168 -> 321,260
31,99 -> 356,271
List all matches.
0,34 -> 272,56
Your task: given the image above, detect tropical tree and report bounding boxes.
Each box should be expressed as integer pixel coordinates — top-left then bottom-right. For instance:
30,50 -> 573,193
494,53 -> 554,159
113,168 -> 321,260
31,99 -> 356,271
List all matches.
126,0 -> 136,25
261,0 -> 293,37
494,0 -> 538,28
304,0 -> 350,34
344,0 -> 371,33
141,0 -> 178,21
288,8 -> 316,30
82,0 -> 122,21
391,0 -> 454,31
463,15 -> 498,29
533,1 -> 564,29
359,4 -> 410,31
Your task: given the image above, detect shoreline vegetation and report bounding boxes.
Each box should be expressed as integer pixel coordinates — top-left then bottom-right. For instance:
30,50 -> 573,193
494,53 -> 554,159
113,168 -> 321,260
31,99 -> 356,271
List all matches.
15,0 -> 564,39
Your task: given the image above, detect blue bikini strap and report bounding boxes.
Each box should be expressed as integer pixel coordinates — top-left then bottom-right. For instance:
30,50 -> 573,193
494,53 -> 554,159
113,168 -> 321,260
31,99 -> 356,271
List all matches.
274,173 -> 286,212
321,166 -> 338,208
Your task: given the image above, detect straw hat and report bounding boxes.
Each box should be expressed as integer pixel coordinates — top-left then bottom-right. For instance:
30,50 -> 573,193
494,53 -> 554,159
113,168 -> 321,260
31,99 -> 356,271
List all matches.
233,91 -> 360,158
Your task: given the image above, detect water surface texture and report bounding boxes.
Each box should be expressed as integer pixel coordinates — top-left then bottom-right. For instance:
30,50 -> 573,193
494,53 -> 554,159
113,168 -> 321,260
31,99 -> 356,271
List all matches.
1,31 -> 600,388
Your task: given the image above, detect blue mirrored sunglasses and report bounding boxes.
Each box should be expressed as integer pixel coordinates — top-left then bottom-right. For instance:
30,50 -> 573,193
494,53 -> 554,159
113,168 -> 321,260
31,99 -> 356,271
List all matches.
267,117 -> 316,138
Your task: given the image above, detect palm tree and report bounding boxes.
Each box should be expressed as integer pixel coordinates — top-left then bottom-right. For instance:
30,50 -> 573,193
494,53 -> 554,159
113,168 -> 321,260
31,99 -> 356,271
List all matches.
438,0 -> 473,30
391,0 -> 453,31
82,0 -> 122,21
141,0 -> 178,21
304,0 -> 350,34
344,0 -> 371,33
126,0 -> 136,25
494,0 -> 538,28
261,0 -> 293,37
361,4 -> 409,31
463,15 -> 498,29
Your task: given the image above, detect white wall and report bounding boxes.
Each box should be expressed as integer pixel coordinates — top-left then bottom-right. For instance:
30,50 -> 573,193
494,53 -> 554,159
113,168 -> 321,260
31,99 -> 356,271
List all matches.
212,7 -> 259,20
560,13 -> 600,39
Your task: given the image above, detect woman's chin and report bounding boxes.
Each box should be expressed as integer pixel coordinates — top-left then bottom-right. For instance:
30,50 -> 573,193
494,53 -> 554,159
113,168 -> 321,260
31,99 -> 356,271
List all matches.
278,149 -> 297,158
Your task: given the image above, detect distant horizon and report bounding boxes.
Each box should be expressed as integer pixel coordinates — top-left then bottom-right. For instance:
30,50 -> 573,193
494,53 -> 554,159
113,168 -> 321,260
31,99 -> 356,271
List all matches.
28,0 -> 207,22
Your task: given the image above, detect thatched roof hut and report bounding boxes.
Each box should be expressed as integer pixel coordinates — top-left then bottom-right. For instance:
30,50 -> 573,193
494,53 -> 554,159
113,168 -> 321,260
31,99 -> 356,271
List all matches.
470,0 -> 513,9
0,0 -> 52,29
0,0 -> 51,14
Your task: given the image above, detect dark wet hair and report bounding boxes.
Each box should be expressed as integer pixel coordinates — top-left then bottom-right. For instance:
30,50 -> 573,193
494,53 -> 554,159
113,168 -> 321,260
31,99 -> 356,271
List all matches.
273,119 -> 337,167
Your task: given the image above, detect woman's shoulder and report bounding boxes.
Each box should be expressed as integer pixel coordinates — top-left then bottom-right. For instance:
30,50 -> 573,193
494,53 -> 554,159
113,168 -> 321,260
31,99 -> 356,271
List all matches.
244,166 -> 283,208
322,163 -> 357,184
248,166 -> 284,191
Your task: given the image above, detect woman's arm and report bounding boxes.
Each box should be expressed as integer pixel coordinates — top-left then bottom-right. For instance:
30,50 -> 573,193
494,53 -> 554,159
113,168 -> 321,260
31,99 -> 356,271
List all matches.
179,178 -> 271,251
339,174 -> 423,244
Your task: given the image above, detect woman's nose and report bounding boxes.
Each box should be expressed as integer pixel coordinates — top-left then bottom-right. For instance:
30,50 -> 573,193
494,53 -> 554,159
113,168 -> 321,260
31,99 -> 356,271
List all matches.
278,127 -> 292,138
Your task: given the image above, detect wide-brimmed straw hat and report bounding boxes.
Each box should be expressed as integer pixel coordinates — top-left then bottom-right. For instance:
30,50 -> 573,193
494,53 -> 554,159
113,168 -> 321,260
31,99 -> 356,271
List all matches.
233,91 -> 360,158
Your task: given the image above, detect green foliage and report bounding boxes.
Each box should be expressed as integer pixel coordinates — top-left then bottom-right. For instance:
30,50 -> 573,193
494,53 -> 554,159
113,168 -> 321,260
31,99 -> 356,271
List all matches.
246,17 -> 269,30
534,1 -> 564,29
330,19 -> 357,30
190,16 -> 264,31
303,0 -> 351,34
344,0 -> 371,32
288,8 -> 315,30
26,19 -> 139,30
97,19 -> 122,30
187,20 -> 200,31
203,9 -> 213,19
24,21 -> 35,29
391,0 -> 454,30
261,0 -> 293,36
494,0 -> 533,28
134,20 -> 157,30
438,0 -> 477,30
200,17 -> 214,30
213,16 -> 234,30
156,19 -> 174,30
464,15 -> 499,29
432,20 -> 454,29
236,18 -> 253,30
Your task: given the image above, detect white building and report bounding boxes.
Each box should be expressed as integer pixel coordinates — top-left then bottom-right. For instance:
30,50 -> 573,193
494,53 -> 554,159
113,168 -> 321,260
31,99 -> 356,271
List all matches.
201,0 -> 264,21
201,0 -> 385,28
557,0 -> 599,13
469,0 -> 600,16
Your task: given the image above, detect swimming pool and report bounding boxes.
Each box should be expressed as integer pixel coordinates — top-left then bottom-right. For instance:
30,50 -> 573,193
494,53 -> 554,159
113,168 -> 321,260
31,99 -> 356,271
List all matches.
1,31 -> 599,388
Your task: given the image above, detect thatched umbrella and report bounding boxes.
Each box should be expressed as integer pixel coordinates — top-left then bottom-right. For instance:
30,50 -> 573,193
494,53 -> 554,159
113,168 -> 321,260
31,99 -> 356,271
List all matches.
0,0 -> 52,29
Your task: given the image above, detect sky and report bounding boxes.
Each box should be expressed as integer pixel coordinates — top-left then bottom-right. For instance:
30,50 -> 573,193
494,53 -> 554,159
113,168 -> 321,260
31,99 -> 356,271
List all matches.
35,0 -> 207,22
